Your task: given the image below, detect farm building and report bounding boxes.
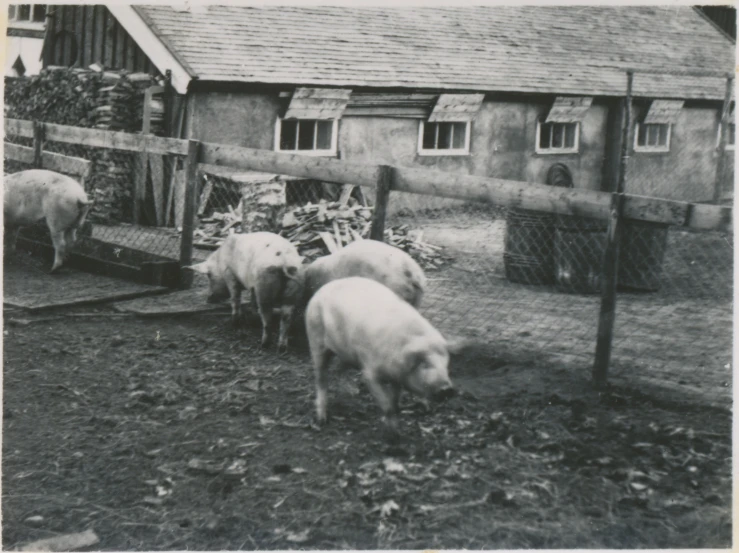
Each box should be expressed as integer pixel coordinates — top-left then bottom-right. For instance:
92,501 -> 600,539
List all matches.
5,4 -> 47,77
38,4 -> 735,203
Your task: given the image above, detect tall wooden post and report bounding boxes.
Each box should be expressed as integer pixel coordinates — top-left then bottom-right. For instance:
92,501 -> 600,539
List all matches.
33,121 -> 45,169
370,165 -> 393,241
593,70 -> 632,389
179,139 -> 201,288
713,75 -> 734,203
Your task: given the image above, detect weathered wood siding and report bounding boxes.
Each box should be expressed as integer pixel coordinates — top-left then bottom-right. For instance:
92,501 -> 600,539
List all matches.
43,5 -> 155,73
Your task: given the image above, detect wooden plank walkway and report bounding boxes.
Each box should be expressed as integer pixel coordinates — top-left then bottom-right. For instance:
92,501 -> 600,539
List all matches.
3,255 -> 169,311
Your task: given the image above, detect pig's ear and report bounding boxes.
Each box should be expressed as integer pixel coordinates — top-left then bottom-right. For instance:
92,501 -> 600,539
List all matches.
186,261 -> 209,274
403,341 -> 428,370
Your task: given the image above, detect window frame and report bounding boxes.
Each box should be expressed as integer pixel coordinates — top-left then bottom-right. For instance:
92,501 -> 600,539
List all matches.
274,118 -> 339,157
417,120 -> 471,156
633,122 -> 672,153
8,4 -> 46,29
717,122 -> 735,151
535,118 -> 580,155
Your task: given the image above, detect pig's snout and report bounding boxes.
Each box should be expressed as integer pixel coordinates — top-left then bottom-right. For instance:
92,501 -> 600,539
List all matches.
432,384 -> 456,402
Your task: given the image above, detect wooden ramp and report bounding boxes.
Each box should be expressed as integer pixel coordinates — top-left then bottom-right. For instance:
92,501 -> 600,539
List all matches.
113,287 -> 229,317
3,254 -> 169,311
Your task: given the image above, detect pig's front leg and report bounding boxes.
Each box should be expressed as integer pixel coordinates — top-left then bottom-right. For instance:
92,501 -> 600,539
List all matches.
365,377 -> 401,436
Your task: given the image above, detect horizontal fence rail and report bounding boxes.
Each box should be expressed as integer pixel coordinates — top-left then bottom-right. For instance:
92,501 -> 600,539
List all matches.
3,117 -> 733,398
5,118 -> 732,233
4,142 -> 91,178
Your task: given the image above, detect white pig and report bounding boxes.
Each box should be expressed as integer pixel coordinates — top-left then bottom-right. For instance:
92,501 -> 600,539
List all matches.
305,276 -> 454,430
188,232 -> 304,349
303,239 -> 426,308
4,169 -> 92,272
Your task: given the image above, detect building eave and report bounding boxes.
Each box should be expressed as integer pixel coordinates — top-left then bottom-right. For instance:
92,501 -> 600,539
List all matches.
106,5 -> 194,94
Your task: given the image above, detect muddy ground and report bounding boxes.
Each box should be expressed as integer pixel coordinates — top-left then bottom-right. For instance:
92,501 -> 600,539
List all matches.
2,299 -> 732,550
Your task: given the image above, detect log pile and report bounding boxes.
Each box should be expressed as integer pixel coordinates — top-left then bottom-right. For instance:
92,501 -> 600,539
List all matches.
193,193 -> 451,270
5,65 -> 166,223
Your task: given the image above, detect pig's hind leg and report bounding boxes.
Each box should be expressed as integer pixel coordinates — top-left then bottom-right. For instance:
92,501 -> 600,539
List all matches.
49,230 -> 68,273
312,344 -> 335,425
276,305 -> 295,352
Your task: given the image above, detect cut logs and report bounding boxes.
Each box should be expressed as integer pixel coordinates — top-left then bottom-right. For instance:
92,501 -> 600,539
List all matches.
193,190 -> 450,270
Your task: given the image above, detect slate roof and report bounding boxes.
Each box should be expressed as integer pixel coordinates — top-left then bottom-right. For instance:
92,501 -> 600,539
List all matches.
135,5 -> 735,100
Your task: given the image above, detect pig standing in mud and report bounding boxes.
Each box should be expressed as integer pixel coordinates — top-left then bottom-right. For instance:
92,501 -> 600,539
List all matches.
305,276 -> 454,432
4,169 -> 92,273
189,232 -> 304,350
303,239 -> 426,308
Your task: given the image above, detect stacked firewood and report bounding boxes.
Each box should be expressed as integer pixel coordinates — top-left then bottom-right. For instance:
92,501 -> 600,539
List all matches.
94,80 -> 135,130
280,202 -> 449,269
280,202 -> 373,261
193,196 -> 450,270
5,65 -> 166,223
194,204 -> 244,249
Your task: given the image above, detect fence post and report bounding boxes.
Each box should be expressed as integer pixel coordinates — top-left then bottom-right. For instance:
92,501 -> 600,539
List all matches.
179,139 -> 201,288
33,121 -> 45,169
370,165 -> 392,241
593,193 -> 625,389
592,70 -> 632,389
713,74 -> 734,203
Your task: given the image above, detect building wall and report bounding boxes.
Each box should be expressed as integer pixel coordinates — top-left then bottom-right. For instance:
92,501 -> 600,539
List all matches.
627,104 -> 727,203
43,5 -> 155,73
189,91 -> 281,150
189,89 -> 730,209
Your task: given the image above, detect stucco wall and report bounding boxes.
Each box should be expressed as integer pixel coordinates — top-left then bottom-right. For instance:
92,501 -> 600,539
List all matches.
189,91 -> 280,150
338,99 -> 610,212
189,90 -> 730,210
627,104 -> 728,203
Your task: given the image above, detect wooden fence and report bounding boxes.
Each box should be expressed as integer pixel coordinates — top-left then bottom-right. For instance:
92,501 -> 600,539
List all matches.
4,118 -> 734,387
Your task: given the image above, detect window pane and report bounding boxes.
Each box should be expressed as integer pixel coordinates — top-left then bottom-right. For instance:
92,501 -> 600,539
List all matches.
452,122 -> 466,149
637,123 -> 647,146
729,123 -> 735,146
564,123 -> 576,148
422,123 -> 436,149
552,123 -> 564,148
657,124 -> 668,146
32,5 -> 46,21
297,120 -> 316,150
539,122 -> 551,149
437,123 -> 453,149
316,120 -> 332,150
280,120 -> 298,150
18,4 -> 30,20
648,124 -> 658,146
8,5 -> 16,19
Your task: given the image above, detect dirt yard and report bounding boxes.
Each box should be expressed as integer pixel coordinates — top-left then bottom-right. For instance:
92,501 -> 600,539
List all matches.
3,205 -> 733,550
2,298 -> 732,550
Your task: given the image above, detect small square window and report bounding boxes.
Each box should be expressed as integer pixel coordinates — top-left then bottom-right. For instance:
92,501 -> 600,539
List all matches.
418,121 -> 470,155
634,122 -> 671,152
276,119 -> 337,155
536,119 -> 579,154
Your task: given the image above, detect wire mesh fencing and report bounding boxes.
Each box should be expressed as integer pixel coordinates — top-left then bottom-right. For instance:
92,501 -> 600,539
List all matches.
4,125 -> 188,264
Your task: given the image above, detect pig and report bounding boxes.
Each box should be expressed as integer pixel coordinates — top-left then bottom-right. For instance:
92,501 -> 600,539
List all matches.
305,276 -> 454,431
4,169 -> 92,272
188,232 -> 304,349
303,239 -> 426,308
